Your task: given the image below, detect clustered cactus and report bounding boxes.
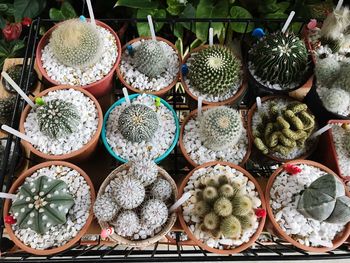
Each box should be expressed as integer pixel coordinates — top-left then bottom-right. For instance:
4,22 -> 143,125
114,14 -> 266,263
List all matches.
133,40 -> 168,79
93,194 -> 119,222
193,174 -> 257,239
199,107 -> 243,151
11,176 -> 74,234
36,99 -> 81,139
297,173 -> 350,224
49,19 -> 102,68
129,158 -> 157,186
249,31 -> 309,87
188,45 -> 242,95
118,104 -> 159,143
253,101 -> 316,157
2,65 -> 37,93
112,176 -> 145,209
0,96 -> 16,126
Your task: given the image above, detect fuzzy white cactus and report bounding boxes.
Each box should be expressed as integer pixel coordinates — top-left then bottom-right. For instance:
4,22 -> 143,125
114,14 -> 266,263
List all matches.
93,194 -> 119,222
112,176 -> 145,209
141,199 -> 168,229
150,178 -> 172,201
112,210 -> 140,237
129,159 -> 158,186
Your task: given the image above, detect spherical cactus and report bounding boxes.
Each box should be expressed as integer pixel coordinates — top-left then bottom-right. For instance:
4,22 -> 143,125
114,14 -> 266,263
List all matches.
220,215 -> 241,238
315,55 -> 341,86
150,178 -> 173,201
322,88 -> 350,114
133,40 -> 168,79
49,19 -> 102,68
0,96 -> 15,126
204,178 -> 219,187
193,200 -> 210,217
3,65 -> 37,93
213,197 -> 233,217
112,210 -> 140,237
36,99 -> 81,139
188,45 -> 242,95
141,199 -> 168,229
202,186 -> 218,202
249,31 -> 308,86
219,184 -> 236,198
199,107 -> 243,151
203,212 -> 219,230
236,211 -> 257,230
118,104 -> 159,143
93,194 -> 119,222
112,176 -> 145,209
129,159 -> 158,186
332,63 -> 350,93
231,195 -> 253,216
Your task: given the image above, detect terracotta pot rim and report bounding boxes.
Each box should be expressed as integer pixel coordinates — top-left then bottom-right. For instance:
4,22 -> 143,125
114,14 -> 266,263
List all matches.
265,159 -> 350,252
116,36 -> 181,96
18,85 -> 103,161
178,161 -> 266,254
179,106 -> 251,167
3,161 -> 96,256
247,95 -> 319,163
180,44 -> 248,106
35,19 -> 122,90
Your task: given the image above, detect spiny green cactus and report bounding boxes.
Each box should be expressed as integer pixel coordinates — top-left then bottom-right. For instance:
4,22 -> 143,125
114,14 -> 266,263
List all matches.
236,211 -> 257,230
112,176 -> 145,209
219,184 -> 236,198
203,212 -> 219,230
202,186 -> 218,202
0,96 -> 15,126
193,200 -> 210,216
322,88 -> 350,114
36,99 -> 81,139
133,40 -> 168,79
231,195 -> 253,216
188,45 -> 242,95
199,107 -> 243,151
214,197 -> 232,217
249,31 -> 309,86
11,175 -> 74,234
118,104 -> 159,143
50,19 -> 102,68
220,215 -> 241,238
3,65 -> 37,93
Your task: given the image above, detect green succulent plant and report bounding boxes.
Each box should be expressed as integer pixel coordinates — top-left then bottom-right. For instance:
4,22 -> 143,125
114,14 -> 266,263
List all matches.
0,96 -> 16,126
2,65 -> 38,93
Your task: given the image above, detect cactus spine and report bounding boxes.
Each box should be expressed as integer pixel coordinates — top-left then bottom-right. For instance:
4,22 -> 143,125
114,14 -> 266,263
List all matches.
93,194 -> 119,222
112,176 -> 145,209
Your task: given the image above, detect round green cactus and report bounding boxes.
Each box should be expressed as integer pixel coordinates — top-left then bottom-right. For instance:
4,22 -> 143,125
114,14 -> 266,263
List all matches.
36,99 -> 81,139
11,175 -> 74,234
213,197 -> 232,217
188,45 -> 242,95
322,88 -> 350,114
231,195 -> 253,216
202,186 -> 218,202
220,215 -> 241,238
203,212 -> 219,230
193,200 -> 210,217
3,65 -> 38,93
236,211 -> 256,230
0,96 -> 16,126
118,104 -> 159,143
219,184 -> 235,198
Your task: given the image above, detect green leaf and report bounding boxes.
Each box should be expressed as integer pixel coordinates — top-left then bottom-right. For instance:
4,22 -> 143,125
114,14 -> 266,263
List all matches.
258,0 -> 279,14
166,0 -> 185,16
264,11 -> 288,19
174,23 -> 184,39
61,1 -> 77,19
114,0 -> 159,9
0,15 -> 6,29
229,6 -> 254,33
276,2 -> 290,13
136,9 -> 166,37
14,0 -> 46,21
49,8 -> 65,21
0,3 -> 8,13
175,38 -> 183,57
179,4 -> 196,31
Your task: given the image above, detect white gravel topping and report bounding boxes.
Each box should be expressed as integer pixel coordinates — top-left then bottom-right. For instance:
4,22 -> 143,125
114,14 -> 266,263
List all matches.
270,163 -> 346,248
182,164 -> 262,250
167,231 -> 189,242
24,89 -> 99,155
105,94 -> 176,161
12,165 -> 91,250
119,39 -> 179,92
182,112 -> 248,165
41,25 -> 118,86
331,124 -> 350,177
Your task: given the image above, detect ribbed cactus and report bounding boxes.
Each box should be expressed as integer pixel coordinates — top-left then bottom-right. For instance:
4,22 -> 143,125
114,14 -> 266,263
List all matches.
315,55 -> 340,86
322,88 -> 350,114
141,199 -> 168,229
112,210 -> 141,237
150,178 -> 173,201
11,176 -> 74,234
118,104 -> 159,143
93,194 -> 119,222
129,158 -> 157,186
188,45 -> 242,95
49,19 -> 102,68
0,96 -> 15,126
3,65 -> 37,93
249,31 -> 308,86
112,176 -> 145,209
199,107 -> 243,151
133,40 -> 168,79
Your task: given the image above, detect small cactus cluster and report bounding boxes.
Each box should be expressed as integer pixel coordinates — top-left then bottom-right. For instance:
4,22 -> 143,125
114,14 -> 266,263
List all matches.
193,174 -> 257,239
2,65 -> 37,93
49,19 -> 102,68
118,103 -> 159,143
199,107 -> 243,151
253,101 -> 316,157
297,173 -> 350,224
249,31 -> 309,87
188,45 -> 242,95
133,40 -> 168,79
36,99 -> 81,139
10,176 -> 74,234
0,96 -> 16,126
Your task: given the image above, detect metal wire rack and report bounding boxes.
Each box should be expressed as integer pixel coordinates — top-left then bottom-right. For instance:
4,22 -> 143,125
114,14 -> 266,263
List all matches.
1,16 -> 350,262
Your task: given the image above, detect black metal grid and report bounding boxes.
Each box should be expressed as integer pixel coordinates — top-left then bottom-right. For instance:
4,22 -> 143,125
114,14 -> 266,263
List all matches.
0,16 -> 350,262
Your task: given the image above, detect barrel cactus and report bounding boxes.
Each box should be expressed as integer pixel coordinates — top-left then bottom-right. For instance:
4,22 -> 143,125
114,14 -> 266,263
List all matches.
0,96 -> 16,126
10,176 -> 74,234
128,158 -> 157,186
188,45 -> 242,95
315,55 -> 341,86
36,99 -> 81,139
112,210 -> 140,237
133,40 -> 168,79
118,104 -> 159,143
249,31 -> 308,87
112,176 -> 145,209
141,199 -> 168,229
199,107 -> 243,151
49,19 -> 102,68
93,194 -> 119,222
322,88 -> 350,114
2,65 -> 38,93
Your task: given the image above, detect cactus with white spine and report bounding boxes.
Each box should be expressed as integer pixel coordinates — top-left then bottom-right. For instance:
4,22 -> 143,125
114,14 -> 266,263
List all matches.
129,158 -> 158,186
150,178 -> 173,201
322,88 -> 350,114
141,199 -> 168,229
112,176 -> 145,209
112,210 -> 141,237
315,55 -> 341,86
93,194 -> 119,222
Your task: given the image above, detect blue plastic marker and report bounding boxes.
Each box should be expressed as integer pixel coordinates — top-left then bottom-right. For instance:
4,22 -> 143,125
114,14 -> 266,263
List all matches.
252,28 -> 265,39
126,44 -> 134,56
79,15 -> 86,22
182,64 -> 188,76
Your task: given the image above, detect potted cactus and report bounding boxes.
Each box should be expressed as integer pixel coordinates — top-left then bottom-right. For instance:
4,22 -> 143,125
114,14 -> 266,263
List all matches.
248,96 -> 318,162
1,64 -> 38,94
3,161 -> 95,255
36,18 -> 121,98
102,93 -> 179,163
0,95 -> 16,127
179,161 -> 266,254
266,160 -> 350,252
94,159 -> 177,247
179,106 -> 251,167
180,45 -> 247,106
116,36 -> 181,96
19,85 -> 103,162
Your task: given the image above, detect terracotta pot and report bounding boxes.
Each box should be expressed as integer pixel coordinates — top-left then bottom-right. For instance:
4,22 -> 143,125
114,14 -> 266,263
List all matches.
265,159 -> 350,252
179,106 -> 251,167
3,161 -> 96,255
178,161 -> 266,254
116,36 -> 181,97
247,95 -> 319,163
35,19 -> 122,98
181,45 -> 248,106
19,85 -> 103,162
